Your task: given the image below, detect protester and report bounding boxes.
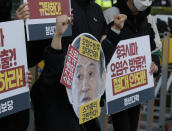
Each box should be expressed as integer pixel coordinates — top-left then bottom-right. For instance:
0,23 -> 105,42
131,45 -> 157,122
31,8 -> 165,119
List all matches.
27,0 -> 109,130
0,1 -> 32,130
30,11 -> 126,130
103,0 -> 161,130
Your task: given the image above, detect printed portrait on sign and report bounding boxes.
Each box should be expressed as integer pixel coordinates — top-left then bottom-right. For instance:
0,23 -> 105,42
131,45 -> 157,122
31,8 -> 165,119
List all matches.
66,33 -> 106,118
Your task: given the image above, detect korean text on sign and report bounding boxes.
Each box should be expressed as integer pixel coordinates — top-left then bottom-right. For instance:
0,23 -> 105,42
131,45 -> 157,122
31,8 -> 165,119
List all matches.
80,36 -> 101,61
0,66 -> 26,94
112,69 -> 148,95
0,100 -> 13,114
0,48 -> 17,70
39,2 -> 61,17
60,45 -> 79,88
110,56 -> 146,78
45,25 -> 56,36
116,42 -> 138,59
79,99 -> 100,124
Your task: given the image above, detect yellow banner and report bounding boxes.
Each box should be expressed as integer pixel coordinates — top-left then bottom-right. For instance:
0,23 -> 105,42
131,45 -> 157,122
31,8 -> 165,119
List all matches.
80,36 -> 101,61
112,69 -> 147,95
79,99 -> 100,124
0,66 -> 25,93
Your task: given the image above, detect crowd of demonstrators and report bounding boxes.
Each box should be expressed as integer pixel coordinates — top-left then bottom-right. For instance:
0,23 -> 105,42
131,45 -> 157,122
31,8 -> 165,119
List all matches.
0,1 -> 32,131
0,0 -> 162,131
103,0 -> 161,130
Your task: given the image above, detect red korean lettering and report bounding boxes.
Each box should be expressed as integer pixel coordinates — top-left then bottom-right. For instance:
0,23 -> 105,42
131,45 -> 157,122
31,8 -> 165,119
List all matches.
9,48 -> 17,67
0,28 -> 4,47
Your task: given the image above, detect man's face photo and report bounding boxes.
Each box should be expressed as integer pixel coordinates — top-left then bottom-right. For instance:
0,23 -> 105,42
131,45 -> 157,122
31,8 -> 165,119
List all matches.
66,33 -> 106,117
72,54 -> 100,105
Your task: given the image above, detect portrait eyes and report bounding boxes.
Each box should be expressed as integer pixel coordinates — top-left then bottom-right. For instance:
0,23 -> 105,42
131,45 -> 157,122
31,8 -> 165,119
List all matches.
77,74 -> 83,80
76,71 -> 95,81
89,71 -> 95,77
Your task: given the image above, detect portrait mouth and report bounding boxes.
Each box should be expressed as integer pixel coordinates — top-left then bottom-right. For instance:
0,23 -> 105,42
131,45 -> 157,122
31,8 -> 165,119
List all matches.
81,97 -> 92,104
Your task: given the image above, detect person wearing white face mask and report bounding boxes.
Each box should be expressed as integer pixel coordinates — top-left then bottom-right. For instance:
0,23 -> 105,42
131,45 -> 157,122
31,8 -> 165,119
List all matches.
133,0 -> 152,11
103,0 -> 162,131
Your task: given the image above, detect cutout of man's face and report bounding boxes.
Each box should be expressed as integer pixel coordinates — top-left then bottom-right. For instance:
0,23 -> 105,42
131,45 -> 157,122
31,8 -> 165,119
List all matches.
67,54 -> 105,117
66,33 -> 106,118
73,54 -> 100,103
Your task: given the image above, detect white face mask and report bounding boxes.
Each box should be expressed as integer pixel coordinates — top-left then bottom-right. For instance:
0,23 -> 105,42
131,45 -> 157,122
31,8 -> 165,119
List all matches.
133,0 -> 152,11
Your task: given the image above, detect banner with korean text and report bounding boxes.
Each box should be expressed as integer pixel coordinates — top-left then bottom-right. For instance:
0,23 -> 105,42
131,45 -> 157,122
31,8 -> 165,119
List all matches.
106,35 -> 154,115
0,20 -> 30,118
24,0 -> 72,41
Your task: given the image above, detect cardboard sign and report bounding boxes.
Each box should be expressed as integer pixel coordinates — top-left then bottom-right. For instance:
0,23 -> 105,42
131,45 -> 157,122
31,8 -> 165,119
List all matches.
60,45 -> 79,88
79,99 -> 100,124
106,35 -> 154,115
24,0 -> 72,41
0,20 -> 30,118
64,33 -> 106,124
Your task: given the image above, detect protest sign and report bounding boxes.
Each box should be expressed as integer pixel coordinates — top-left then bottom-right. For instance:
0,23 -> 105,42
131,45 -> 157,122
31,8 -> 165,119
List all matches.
60,45 -> 79,89
61,33 -> 105,124
106,35 -> 154,115
79,99 -> 100,124
24,0 -> 72,41
80,36 -> 101,61
0,20 -> 30,118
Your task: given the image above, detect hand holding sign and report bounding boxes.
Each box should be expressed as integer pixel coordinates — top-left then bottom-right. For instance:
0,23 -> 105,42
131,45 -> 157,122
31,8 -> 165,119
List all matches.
149,61 -> 158,75
16,2 -> 30,20
112,14 -> 127,31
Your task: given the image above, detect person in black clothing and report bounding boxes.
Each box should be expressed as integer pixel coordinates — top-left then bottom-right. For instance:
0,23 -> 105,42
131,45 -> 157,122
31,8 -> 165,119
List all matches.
28,0 -> 108,130
30,12 -> 126,130
103,0 -> 161,130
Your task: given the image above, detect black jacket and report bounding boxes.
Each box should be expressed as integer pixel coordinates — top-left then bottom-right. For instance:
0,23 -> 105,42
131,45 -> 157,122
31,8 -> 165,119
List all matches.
0,0 -> 12,22
71,0 -> 108,41
31,46 -> 82,131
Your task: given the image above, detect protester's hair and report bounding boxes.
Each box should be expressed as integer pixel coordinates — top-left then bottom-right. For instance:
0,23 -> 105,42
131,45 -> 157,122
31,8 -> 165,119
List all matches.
72,33 -> 105,77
